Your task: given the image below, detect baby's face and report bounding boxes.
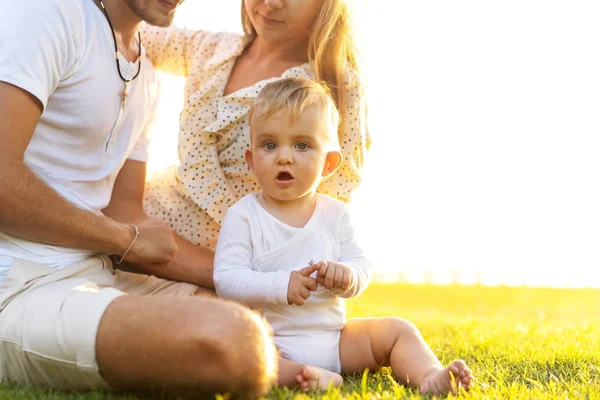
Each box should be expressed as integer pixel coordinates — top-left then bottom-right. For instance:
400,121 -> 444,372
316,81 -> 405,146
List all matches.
247,105 -> 332,202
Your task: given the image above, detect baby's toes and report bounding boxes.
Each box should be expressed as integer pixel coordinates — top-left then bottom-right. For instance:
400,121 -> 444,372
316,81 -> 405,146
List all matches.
296,374 -> 308,391
449,360 -> 466,377
459,367 -> 471,379
460,372 -> 474,389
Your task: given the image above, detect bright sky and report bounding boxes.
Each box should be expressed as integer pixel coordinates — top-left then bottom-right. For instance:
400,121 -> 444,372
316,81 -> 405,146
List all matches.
148,1 -> 600,288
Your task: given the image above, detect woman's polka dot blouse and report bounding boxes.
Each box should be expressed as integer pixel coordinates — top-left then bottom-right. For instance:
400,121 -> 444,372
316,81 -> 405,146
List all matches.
141,24 -> 370,250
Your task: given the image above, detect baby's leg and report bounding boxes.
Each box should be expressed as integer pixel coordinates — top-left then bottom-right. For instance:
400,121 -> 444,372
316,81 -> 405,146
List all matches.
278,357 -> 343,391
339,318 -> 473,395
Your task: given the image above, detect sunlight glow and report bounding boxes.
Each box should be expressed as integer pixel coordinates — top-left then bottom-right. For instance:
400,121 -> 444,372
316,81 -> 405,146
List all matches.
147,1 -> 600,288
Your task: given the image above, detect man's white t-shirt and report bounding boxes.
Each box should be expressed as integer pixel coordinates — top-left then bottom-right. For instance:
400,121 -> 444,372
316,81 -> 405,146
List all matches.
0,0 -> 161,281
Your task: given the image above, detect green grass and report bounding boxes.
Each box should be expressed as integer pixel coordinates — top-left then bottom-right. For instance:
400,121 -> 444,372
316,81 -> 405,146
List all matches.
2,283 -> 599,399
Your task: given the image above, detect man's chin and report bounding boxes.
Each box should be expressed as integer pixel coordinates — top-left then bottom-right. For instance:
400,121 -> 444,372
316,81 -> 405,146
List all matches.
144,13 -> 176,27
127,0 -> 178,27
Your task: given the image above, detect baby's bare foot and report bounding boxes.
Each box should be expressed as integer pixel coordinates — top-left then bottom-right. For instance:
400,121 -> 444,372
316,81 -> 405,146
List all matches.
295,365 -> 343,391
419,359 -> 474,395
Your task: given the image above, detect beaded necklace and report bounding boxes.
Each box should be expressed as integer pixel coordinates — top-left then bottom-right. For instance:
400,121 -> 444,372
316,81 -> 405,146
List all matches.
98,0 -> 142,109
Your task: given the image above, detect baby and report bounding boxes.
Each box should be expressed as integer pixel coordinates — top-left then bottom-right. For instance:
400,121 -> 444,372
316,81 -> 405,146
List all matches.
214,78 -> 474,394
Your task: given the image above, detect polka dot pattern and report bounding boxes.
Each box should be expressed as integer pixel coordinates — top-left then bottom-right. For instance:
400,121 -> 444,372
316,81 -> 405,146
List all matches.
141,26 -> 370,249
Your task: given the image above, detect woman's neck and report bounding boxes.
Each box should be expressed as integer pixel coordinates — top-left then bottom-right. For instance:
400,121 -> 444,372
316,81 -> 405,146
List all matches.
247,36 -> 309,64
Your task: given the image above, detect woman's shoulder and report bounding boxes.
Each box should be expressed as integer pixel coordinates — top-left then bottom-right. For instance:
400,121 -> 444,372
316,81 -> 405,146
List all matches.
199,31 -> 248,67
339,66 -> 359,82
201,30 -> 245,45
282,63 -> 315,80
342,67 -> 365,95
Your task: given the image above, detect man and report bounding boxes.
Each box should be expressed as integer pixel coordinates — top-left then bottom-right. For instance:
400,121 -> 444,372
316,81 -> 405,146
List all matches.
0,0 -> 277,396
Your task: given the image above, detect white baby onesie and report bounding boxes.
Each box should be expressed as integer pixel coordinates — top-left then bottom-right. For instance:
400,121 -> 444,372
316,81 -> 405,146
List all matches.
214,193 -> 371,372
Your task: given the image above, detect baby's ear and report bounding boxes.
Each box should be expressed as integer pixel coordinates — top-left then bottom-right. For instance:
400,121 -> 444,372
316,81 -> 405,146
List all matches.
322,151 -> 343,178
244,149 -> 255,171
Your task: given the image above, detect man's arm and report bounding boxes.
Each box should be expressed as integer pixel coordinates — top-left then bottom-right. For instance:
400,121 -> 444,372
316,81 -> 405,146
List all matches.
103,159 -> 215,288
0,82 -> 176,266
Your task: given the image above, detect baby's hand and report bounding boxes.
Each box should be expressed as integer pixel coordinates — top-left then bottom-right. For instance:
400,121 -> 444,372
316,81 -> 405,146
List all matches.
316,261 -> 354,292
287,262 -> 319,306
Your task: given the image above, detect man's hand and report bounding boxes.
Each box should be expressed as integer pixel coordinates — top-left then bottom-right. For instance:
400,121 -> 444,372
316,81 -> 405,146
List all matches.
123,218 -> 177,268
287,262 -> 320,306
316,261 -> 354,293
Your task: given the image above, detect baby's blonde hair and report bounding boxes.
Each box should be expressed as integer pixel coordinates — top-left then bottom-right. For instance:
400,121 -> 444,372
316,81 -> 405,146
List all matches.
249,78 -> 340,150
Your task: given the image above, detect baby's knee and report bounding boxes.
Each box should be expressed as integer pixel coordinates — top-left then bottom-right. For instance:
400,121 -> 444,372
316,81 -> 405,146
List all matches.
380,317 -> 422,341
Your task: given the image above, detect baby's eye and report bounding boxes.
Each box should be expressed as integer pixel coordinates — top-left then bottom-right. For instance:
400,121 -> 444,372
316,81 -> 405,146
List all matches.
295,142 -> 309,150
263,142 -> 276,150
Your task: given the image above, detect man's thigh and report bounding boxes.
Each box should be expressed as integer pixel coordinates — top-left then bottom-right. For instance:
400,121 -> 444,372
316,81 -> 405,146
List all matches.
0,257 -> 231,393
0,272 -> 123,389
96,295 -> 278,396
113,267 -> 200,297
110,259 -> 216,297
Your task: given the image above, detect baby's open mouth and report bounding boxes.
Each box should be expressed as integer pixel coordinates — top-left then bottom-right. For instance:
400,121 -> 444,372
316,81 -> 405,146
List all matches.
276,171 -> 294,181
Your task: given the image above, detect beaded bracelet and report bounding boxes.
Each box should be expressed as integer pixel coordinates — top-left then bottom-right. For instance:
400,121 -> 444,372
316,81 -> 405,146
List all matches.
115,224 -> 139,265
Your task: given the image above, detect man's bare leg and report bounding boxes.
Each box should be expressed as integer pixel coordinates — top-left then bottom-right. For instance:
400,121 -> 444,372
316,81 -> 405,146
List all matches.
339,317 -> 474,395
96,295 -> 278,398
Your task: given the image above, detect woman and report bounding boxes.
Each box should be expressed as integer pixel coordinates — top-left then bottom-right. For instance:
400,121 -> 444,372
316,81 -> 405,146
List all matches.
141,0 -> 369,252
140,2 -> 373,389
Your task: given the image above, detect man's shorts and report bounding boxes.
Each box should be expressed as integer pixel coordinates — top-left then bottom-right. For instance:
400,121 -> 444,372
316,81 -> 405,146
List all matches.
0,255 -> 199,389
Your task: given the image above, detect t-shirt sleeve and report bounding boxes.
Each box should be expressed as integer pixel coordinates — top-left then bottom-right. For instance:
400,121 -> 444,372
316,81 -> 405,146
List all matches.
0,0 -> 81,110
128,80 -> 161,162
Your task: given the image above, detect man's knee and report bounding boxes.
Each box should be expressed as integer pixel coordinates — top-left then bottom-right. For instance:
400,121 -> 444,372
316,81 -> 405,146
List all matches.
187,300 -> 278,397
97,296 -> 277,397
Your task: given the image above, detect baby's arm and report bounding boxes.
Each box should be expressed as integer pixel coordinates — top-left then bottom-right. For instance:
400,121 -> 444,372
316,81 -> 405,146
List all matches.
213,208 -> 292,307
317,208 -> 371,298
214,207 -> 320,307
337,208 -> 371,297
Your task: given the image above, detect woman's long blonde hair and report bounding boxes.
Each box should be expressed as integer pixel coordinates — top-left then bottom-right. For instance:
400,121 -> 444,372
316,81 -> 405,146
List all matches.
241,0 -> 362,134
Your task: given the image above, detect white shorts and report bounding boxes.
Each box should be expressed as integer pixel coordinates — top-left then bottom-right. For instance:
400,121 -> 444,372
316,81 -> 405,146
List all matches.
275,330 -> 341,373
0,256 -> 198,389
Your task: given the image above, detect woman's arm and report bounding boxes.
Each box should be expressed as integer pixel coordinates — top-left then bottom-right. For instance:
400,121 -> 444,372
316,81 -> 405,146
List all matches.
318,80 -> 370,202
103,159 -> 215,288
141,23 -> 210,76
213,207 -> 292,307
